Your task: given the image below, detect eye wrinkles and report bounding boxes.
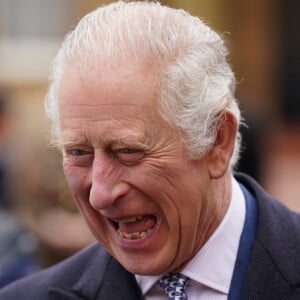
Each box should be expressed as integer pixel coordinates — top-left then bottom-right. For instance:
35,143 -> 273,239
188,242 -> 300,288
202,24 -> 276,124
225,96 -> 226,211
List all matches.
59,117 -> 171,168
61,135 -> 150,168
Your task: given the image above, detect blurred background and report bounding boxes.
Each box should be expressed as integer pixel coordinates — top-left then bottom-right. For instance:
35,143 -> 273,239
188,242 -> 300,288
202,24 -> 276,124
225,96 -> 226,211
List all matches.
0,0 -> 299,286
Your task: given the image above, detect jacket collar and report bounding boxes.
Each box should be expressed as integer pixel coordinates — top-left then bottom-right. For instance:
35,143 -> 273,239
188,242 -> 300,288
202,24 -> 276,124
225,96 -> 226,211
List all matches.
48,245 -> 142,300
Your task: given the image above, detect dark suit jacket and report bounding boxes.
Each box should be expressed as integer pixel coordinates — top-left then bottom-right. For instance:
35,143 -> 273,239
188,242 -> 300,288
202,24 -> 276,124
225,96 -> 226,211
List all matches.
0,173 -> 300,299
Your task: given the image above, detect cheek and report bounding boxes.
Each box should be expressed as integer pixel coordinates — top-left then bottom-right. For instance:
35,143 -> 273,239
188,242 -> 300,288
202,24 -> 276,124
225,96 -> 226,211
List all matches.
130,161 -> 206,230
139,162 -> 190,203
63,163 -> 104,232
129,163 -> 185,218
137,160 -> 181,189
63,162 -> 91,199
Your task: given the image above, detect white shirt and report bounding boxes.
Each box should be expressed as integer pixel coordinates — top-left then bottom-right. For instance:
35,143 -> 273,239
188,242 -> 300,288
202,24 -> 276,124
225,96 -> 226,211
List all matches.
135,176 -> 246,299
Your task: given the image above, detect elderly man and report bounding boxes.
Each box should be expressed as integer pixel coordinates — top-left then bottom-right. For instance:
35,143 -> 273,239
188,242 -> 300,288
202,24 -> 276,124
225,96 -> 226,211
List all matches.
1,1 -> 300,299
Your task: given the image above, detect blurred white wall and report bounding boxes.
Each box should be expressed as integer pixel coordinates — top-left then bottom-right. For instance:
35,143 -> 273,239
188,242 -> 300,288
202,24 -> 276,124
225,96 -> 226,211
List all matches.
0,0 -> 87,84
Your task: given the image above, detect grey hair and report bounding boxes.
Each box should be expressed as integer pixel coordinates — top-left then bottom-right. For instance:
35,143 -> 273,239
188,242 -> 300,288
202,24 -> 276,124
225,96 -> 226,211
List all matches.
45,0 -> 241,167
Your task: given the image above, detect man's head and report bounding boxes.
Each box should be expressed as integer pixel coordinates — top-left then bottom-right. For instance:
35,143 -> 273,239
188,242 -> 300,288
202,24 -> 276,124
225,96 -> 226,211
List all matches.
45,1 -> 241,275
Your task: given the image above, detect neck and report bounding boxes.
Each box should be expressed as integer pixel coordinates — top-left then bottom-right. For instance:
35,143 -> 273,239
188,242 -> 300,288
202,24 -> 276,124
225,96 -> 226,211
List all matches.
174,171 -> 233,272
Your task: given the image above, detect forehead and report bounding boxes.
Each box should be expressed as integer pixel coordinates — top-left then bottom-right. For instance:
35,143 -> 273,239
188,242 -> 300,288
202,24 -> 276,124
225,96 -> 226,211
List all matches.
60,59 -> 158,102
57,61 -> 167,143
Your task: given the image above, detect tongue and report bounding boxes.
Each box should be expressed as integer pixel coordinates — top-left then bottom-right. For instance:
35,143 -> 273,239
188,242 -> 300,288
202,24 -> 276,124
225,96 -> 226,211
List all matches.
118,215 -> 156,233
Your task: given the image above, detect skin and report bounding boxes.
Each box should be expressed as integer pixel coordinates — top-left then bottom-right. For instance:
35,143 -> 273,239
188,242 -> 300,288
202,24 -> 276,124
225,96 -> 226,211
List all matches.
57,60 -> 237,275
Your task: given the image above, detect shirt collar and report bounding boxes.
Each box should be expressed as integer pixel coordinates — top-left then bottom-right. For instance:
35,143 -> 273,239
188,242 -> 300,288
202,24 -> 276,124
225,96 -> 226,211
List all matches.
136,176 -> 246,296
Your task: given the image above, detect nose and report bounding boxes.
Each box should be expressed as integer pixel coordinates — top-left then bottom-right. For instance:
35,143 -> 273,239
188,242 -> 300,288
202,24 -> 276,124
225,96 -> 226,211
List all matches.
89,156 -> 130,210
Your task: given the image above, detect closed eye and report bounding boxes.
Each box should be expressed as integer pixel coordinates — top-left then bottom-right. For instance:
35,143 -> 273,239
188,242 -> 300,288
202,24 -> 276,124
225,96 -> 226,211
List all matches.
115,148 -> 144,165
118,148 -> 138,154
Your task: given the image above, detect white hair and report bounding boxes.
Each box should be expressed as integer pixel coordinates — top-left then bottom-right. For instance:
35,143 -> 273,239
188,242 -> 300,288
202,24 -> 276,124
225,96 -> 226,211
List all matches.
45,0 -> 241,167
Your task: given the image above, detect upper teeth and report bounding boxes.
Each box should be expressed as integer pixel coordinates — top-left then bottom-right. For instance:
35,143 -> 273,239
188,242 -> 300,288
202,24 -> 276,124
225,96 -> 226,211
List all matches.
120,216 -> 143,223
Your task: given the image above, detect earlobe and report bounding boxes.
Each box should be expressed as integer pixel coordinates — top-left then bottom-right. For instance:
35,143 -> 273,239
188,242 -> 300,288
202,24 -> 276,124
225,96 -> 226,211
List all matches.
208,111 -> 237,179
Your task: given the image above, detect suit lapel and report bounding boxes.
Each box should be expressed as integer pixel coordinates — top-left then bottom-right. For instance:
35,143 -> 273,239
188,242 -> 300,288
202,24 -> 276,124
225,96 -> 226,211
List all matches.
48,245 -> 142,300
48,289 -> 84,300
96,257 -> 143,300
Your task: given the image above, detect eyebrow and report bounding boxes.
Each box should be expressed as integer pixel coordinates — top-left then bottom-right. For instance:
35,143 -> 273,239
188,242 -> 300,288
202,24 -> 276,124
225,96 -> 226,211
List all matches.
57,133 -> 151,150
109,138 -> 150,150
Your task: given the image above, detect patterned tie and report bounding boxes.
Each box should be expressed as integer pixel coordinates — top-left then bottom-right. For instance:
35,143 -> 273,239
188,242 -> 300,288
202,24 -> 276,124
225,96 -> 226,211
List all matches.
158,273 -> 190,300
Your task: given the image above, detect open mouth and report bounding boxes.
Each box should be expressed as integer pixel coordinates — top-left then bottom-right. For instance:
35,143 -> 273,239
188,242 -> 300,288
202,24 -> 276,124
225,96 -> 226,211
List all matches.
111,215 -> 157,240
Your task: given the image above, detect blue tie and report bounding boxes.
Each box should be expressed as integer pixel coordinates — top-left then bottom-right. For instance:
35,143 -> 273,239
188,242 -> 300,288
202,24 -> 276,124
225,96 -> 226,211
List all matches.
159,273 -> 190,300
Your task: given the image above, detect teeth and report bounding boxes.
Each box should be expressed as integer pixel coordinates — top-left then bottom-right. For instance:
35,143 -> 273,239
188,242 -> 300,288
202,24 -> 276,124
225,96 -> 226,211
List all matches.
120,216 -> 143,223
115,216 -> 154,240
117,228 -> 153,240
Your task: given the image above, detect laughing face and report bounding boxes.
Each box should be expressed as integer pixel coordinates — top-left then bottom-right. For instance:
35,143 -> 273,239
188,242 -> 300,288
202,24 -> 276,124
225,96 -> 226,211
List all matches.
58,61 -> 224,275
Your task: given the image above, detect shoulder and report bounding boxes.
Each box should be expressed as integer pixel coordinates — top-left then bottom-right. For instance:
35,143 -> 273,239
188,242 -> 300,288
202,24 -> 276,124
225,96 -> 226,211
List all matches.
235,172 -> 300,297
0,243 -> 109,300
235,172 -> 300,231
235,172 -> 300,245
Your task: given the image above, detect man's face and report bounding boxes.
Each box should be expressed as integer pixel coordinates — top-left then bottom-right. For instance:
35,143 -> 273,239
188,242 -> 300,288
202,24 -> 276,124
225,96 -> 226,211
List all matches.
58,62 -> 216,275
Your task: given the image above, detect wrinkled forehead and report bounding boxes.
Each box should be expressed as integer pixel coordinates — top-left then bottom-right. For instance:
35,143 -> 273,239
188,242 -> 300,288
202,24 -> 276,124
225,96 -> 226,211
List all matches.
57,58 -> 167,125
55,60 -> 176,149
58,58 -> 161,103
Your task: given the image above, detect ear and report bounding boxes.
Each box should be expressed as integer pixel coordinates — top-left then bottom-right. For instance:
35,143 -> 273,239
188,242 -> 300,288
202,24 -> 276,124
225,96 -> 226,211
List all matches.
207,110 -> 238,179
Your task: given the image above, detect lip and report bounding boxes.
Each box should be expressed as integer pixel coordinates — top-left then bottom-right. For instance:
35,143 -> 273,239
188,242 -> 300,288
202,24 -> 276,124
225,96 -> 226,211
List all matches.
106,214 -> 161,250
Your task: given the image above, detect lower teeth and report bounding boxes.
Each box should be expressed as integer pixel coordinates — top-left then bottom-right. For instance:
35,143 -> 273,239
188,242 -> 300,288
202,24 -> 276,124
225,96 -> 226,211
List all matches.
117,228 -> 152,239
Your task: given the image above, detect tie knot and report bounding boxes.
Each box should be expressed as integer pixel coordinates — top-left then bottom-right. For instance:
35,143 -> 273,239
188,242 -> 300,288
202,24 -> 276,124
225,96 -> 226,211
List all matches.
159,273 -> 190,300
